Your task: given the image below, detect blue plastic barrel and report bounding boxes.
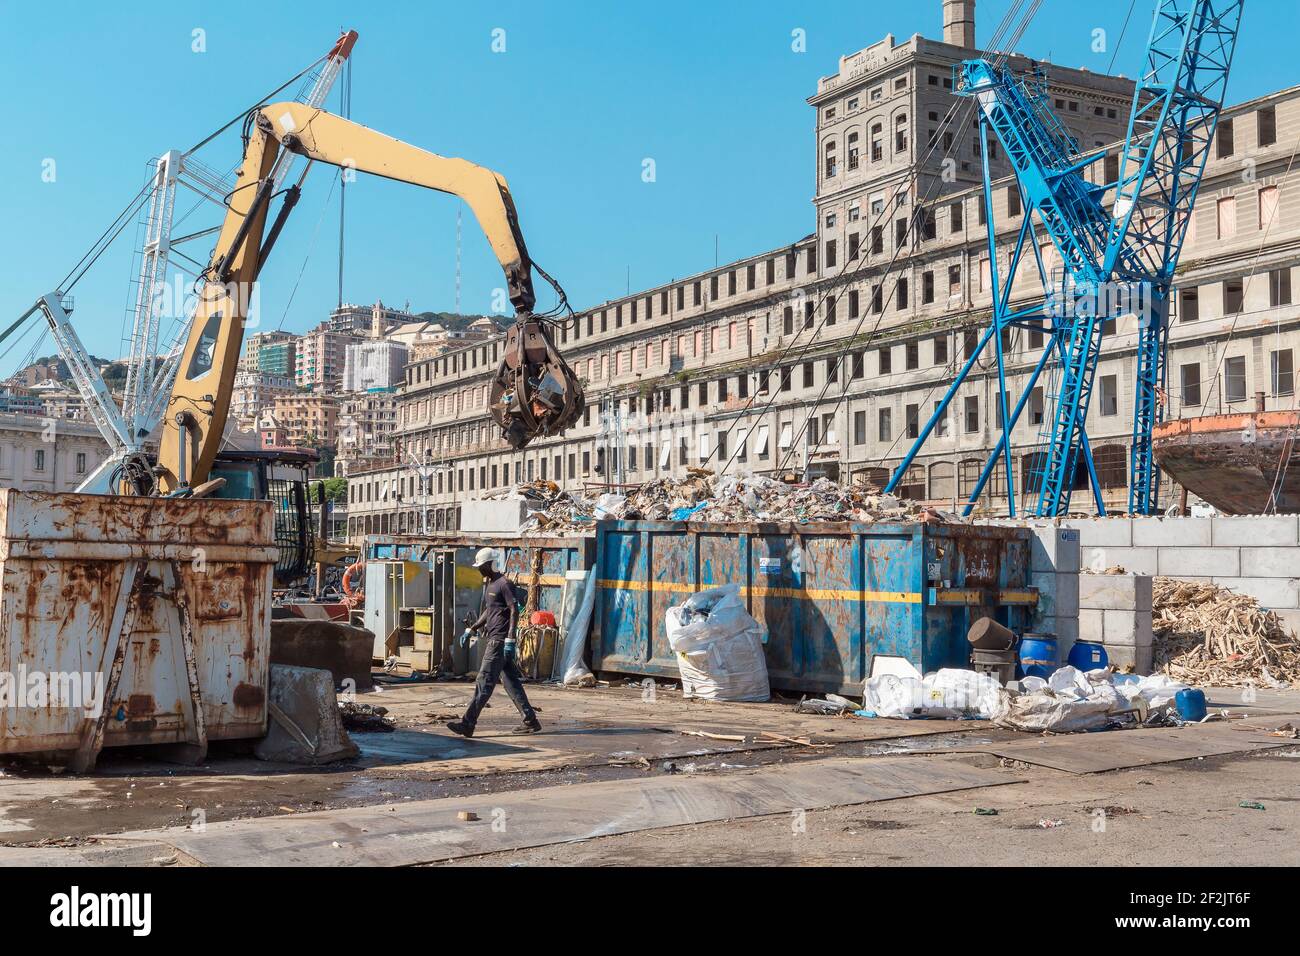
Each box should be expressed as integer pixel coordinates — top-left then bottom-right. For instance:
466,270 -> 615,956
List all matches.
1175,688 -> 1207,722
1067,641 -> 1109,672
1018,634 -> 1058,680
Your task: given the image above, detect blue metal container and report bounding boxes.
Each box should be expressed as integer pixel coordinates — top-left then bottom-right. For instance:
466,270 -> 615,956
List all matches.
1018,634 -> 1058,679
592,519 -> 1036,695
1067,640 -> 1109,672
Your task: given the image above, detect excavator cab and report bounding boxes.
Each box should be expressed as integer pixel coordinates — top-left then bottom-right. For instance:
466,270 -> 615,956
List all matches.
209,448 -> 316,587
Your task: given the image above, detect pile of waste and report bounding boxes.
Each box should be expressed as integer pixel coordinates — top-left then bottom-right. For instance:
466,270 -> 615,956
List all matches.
854,664 -> 1197,733
338,701 -> 395,733
1153,577 -> 1300,687
505,469 -> 947,533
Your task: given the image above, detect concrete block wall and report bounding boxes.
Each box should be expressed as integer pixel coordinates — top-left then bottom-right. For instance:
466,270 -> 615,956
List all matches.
1078,573 -> 1154,674
1057,514 -> 1300,636
997,523 -> 1081,668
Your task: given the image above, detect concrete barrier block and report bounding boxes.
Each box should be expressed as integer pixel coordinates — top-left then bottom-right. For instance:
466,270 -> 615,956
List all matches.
1062,517 -> 1132,548
1104,643 -> 1153,675
460,496 -> 531,534
1239,547 -> 1300,580
1132,517 -> 1212,548
1103,608 -> 1153,647
1082,546 -> 1157,576
1025,527 -> 1081,574
1211,515 -> 1299,548
1079,607 -> 1106,642
1210,576 -> 1300,610
1156,547 -> 1240,578
1029,572 -> 1081,616
1079,573 -> 1152,612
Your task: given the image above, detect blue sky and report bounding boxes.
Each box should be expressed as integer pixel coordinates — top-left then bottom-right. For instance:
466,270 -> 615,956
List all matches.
0,0 -> 1287,376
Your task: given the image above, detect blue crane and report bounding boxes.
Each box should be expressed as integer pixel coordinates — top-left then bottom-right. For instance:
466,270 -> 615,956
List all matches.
885,0 -> 1244,516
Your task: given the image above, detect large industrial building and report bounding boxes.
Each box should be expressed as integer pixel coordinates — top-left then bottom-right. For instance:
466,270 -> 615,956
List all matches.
344,3 -> 1298,540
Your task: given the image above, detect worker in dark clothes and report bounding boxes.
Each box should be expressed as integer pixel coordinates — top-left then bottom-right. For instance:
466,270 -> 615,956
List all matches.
447,548 -> 541,737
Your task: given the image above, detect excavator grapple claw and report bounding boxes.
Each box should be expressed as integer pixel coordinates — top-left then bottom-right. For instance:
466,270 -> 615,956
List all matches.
489,315 -> 585,450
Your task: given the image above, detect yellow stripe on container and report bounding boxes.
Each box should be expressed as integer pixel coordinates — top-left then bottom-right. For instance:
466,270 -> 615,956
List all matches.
596,579 -> 920,604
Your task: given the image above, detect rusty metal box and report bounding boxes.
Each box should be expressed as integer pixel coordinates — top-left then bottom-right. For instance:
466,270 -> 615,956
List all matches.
0,490 -> 278,761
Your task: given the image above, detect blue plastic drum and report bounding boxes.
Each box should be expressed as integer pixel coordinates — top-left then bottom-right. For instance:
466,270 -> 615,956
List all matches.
1067,641 -> 1109,672
1018,634 -> 1058,680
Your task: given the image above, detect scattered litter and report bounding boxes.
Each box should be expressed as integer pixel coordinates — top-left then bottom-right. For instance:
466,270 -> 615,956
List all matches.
1153,578 -> 1300,687
973,807 -> 999,816
995,666 -> 1192,733
1238,801 -> 1266,810
795,694 -> 858,716
609,756 -> 653,770
680,730 -> 747,742
759,731 -> 832,749
458,811 -> 480,822
338,701 -> 395,733
1037,819 -> 1064,829
1267,724 -> 1300,739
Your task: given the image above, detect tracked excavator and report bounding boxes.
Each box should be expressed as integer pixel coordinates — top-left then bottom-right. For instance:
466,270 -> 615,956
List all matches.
157,77 -> 582,498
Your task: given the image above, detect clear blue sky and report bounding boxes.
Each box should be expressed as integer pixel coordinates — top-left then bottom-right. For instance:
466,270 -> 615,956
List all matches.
0,0 -> 1288,376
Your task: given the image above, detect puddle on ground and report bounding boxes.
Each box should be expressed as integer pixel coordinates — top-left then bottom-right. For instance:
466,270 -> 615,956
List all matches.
858,732 -> 998,755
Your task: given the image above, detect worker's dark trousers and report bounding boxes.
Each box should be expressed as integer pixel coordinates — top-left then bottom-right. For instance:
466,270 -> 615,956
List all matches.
461,637 -> 537,730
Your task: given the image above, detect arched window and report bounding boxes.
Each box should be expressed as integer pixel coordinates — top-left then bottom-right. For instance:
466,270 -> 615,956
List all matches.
929,461 -> 955,501
895,113 -> 909,153
870,123 -> 883,162
824,139 -> 838,178
847,130 -> 860,171
898,463 -> 925,500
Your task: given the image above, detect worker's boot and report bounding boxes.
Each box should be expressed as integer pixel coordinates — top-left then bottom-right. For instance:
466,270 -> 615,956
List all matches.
510,718 -> 542,735
446,720 -> 474,738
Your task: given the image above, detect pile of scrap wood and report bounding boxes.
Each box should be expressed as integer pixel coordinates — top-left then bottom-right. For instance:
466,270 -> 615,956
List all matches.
1152,577 -> 1300,687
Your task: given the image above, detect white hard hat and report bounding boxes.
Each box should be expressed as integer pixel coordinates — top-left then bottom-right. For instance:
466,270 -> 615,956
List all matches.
473,547 -> 499,569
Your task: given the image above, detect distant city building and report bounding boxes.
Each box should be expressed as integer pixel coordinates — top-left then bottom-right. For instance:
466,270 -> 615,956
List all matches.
232,369 -> 296,427
343,340 -> 409,393
296,324 -> 361,392
336,392 -> 399,475
241,330 -> 299,375
328,300 -> 420,336
0,386 -> 46,416
271,392 -> 339,448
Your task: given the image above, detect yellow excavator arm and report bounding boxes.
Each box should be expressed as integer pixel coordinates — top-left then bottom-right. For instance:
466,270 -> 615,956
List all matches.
156,101 -> 581,494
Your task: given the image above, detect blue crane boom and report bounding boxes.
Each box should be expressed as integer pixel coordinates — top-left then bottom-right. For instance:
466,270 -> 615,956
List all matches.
884,0 -> 1244,516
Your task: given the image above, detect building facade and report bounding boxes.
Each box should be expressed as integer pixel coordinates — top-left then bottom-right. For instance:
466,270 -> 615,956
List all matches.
344,7 -> 1300,540
295,324 -> 361,392
271,393 -> 340,448
343,340 -> 409,393
0,414 -> 108,492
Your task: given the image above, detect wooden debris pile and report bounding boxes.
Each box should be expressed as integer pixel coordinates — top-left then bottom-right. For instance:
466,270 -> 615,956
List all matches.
1152,577 -> 1300,687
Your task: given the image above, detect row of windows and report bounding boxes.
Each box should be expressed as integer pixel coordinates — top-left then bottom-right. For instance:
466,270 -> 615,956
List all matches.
1178,349 -> 1295,409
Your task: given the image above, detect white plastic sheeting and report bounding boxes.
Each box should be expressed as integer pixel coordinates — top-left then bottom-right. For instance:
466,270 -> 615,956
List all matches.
863,668 -> 1005,719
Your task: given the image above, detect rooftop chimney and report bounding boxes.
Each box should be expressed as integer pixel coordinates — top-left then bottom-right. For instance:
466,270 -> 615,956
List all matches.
943,0 -> 976,48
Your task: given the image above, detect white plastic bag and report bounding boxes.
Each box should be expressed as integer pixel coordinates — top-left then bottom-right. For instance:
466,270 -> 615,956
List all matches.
665,585 -> 769,702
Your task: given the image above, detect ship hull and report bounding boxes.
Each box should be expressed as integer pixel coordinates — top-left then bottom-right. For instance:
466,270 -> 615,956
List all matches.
1152,411 -> 1300,514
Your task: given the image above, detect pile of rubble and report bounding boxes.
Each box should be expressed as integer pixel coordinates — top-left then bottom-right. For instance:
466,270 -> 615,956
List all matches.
1153,577 -> 1300,687
504,469 -> 949,533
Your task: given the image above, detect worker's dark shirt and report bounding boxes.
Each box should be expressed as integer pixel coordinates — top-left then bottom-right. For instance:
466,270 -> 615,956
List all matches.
481,575 -> 519,642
